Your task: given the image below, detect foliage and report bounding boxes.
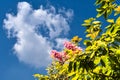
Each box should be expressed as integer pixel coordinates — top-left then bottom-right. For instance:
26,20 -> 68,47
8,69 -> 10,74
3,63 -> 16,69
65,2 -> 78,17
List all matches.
34,0 -> 120,80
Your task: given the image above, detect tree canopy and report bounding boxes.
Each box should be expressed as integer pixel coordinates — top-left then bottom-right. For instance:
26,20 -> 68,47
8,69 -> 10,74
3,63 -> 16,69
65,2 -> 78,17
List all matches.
34,0 -> 120,80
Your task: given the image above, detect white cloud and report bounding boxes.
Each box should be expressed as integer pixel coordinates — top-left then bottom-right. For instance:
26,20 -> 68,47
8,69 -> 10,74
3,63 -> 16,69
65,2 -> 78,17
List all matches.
4,2 -> 73,68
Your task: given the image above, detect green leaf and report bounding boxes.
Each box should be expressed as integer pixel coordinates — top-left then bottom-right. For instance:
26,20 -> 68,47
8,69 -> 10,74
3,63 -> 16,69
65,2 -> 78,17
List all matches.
94,57 -> 101,65
101,56 -> 109,67
82,23 -> 90,27
96,11 -> 105,18
73,62 -> 77,71
107,9 -> 112,16
84,40 -> 92,46
67,72 -> 76,77
93,66 -> 102,73
33,74 -> 41,78
116,49 -> 120,55
97,41 -> 107,47
92,21 -> 101,25
116,17 -> 120,25
104,11 -> 108,19
107,19 -> 114,23
59,68 -> 66,74
68,62 -> 73,72
95,0 -> 102,5
72,74 -> 79,80
86,34 -> 91,38
114,12 -> 120,16
96,8 -> 103,12
102,3 -> 108,9
84,20 -> 91,23
100,59 -> 105,67
90,52 -> 95,59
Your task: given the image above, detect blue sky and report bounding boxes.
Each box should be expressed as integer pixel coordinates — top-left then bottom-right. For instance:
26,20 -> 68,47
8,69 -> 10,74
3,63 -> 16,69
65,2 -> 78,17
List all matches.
0,0 -> 98,80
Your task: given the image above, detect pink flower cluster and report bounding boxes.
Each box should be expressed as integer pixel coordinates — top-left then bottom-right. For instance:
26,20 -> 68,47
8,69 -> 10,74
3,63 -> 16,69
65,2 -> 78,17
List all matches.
64,41 -> 82,51
50,41 -> 82,62
51,50 -> 68,62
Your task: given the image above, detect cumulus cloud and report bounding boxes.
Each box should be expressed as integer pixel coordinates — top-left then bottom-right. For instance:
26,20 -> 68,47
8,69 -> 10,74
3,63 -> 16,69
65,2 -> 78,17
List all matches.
4,2 -> 73,68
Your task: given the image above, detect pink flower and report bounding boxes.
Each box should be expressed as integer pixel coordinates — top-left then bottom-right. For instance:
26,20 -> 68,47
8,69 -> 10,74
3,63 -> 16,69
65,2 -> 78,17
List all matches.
61,52 -> 69,61
50,50 -> 69,62
64,41 -> 76,51
64,41 -> 82,51
51,50 -> 63,62
64,41 -> 83,54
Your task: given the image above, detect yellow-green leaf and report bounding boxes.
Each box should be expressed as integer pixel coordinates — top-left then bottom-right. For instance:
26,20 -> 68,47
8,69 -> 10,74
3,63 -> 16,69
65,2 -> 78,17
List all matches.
67,72 -> 76,77
116,49 -> 120,55
107,19 -> 114,23
116,17 -> 120,25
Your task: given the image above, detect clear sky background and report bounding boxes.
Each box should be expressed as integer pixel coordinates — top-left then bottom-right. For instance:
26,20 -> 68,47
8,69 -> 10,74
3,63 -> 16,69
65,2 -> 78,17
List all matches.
0,0 -> 104,80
